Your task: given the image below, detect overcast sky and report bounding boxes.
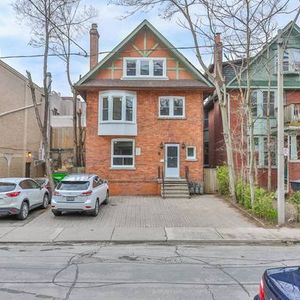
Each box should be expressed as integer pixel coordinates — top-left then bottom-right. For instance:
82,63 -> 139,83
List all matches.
0,0 -> 299,95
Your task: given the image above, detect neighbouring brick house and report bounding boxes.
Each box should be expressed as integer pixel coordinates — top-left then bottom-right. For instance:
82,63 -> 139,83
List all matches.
75,20 -> 212,196
205,22 -> 300,193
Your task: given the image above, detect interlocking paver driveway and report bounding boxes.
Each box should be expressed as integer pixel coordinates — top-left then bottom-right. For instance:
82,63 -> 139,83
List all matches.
25,195 -> 255,228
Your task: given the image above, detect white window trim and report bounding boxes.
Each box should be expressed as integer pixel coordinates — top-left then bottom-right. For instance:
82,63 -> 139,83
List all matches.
111,138 -> 135,169
158,96 -> 185,118
99,90 -> 136,124
122,57 -> 168,79
186,146 -> 197,161
274,48 -> 300,73
251,89 -> 277,118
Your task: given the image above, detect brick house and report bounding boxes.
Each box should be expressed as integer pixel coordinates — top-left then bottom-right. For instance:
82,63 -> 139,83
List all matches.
75,20 -> 212,196
205,22 -> 300,192
0,59 -> 45,178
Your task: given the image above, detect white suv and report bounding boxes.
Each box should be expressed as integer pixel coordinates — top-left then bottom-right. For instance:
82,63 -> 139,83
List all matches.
51,174 -> 109,217
0,178 -> 50,220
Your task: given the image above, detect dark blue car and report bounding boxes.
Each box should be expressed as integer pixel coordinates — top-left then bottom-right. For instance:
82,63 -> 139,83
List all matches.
254,266 -> 300,300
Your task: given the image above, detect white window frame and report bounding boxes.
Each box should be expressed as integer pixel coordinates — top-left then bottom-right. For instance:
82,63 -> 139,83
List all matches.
123,57 -> 167,79
99,90 -> 136,124
186,146 -> 196,161
158,96 -> 185,118
111,138 -> 135,169
251,89 -> 277,118
275,48 -> 300,73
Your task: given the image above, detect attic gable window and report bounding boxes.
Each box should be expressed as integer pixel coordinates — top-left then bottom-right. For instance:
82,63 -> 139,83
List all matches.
123,58 -> 167,79
275,48 -> 300,73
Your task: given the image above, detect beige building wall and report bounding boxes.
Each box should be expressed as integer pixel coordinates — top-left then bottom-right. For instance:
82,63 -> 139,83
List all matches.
0,60 -> 45,178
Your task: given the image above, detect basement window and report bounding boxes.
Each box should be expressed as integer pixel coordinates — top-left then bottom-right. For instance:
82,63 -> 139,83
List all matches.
111,139 -> 135,168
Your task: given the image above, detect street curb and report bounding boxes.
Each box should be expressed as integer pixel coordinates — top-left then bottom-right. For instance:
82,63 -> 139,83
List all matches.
0,239 -> 299,246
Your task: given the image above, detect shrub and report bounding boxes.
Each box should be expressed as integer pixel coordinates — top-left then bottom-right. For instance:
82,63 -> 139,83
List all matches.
235,180 -> 277,222
253,190 -> 277,222
216,166 -> 229,196
288,192 -> 300,222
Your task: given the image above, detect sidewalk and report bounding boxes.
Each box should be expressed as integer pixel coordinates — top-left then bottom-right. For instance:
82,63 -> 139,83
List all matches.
0,225 -> 300,244
0,195 -> 299,244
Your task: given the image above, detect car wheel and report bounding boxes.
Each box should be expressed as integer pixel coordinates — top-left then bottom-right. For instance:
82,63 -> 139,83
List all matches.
103,191 -> 109,205
41,194 -> 49,209
17,201 -> 29,220
52,210 -> 62,217
90,200 -> 99,217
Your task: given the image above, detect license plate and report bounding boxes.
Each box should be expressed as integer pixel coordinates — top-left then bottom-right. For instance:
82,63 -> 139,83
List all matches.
66,196 -> 75,201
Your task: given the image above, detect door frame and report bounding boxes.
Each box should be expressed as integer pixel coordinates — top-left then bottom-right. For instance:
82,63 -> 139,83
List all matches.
164,143 -> 180,178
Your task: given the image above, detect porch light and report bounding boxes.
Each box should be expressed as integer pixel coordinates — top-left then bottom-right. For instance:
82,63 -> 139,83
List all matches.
27,152 -> 32,158
160,142 -> 164,149
182,143 -> 186,149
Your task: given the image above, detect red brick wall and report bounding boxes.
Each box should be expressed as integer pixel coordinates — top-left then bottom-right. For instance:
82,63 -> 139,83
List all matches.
286,90 -> 300,105
85,89 -> 204,195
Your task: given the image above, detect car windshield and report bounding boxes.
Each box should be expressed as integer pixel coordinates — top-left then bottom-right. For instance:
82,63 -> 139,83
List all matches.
57,181 -> 90,191
0,183 -> 16,192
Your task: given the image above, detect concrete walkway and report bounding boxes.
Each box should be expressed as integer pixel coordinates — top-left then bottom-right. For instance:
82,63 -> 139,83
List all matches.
0,225 -> 300,243
0,195 -> 300,243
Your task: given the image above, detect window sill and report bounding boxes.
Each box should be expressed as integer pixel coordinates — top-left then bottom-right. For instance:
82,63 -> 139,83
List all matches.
158,117 -> 186,120
110,167 -> 136,170
186,158 -> 197,162
121,76 -> 168,80
289,160 -> 300,163
100,121 -> 136,124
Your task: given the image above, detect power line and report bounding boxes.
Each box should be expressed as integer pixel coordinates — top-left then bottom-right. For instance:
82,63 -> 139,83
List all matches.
0,42 -> 268,60
27,0 -> 88,57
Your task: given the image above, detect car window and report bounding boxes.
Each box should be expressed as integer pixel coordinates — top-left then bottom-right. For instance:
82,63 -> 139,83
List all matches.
57,181 -> 90,191
35,179 -> 46,186
93,177 -> 102,188
29,180 -> 40,189
20,180 -> 31,189
0,183 -> 16,192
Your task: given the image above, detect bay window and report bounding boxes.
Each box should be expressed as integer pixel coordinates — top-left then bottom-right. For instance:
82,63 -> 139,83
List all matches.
99,91 -> 136,123
159,96 -> 185,118
111,139 -> 135,168
124,58 -> 166,78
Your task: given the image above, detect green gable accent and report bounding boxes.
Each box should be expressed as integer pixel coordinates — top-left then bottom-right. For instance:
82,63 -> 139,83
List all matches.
227,22 -> 300,89
75,19 -> 212,87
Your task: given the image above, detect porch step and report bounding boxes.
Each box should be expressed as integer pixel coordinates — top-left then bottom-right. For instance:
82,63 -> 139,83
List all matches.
160,178 -> 190,199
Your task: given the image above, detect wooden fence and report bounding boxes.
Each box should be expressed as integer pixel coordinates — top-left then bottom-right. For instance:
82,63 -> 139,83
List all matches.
204,168 -> 218,194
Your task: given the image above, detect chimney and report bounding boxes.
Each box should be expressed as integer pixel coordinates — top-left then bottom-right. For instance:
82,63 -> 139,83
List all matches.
90,23 -> 99,69
214,33 -> 223,82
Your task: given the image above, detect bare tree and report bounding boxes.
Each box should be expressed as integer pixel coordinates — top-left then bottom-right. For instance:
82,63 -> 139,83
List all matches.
207,0 -> 288,206
51,1 -> 97,168
13,0 -> 74,188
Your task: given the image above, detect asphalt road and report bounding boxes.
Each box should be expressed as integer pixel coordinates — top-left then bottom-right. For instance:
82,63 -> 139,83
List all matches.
0,243 -> 299,300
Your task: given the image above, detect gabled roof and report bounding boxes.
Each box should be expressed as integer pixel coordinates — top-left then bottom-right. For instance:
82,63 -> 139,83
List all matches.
0,59 -> 43,92
226,21 -> 300,88
75,19 -> 212,87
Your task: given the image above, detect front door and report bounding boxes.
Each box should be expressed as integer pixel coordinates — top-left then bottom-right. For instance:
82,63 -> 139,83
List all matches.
165,144 -> 180,178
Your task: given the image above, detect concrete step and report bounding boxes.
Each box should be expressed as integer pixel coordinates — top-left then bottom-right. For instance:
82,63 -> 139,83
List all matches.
164,182 -> 188,186
164,186 -> 189,191
163,194 -> 190,198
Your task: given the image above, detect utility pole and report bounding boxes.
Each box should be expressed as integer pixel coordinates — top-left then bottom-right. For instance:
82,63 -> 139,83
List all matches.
277,30 -> 285,225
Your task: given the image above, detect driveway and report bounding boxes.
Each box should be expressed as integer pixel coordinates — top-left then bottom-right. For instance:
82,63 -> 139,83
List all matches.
24,195 -> 255,228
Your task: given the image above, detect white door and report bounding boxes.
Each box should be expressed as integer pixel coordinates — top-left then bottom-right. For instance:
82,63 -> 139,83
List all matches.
165,144 -> 180,178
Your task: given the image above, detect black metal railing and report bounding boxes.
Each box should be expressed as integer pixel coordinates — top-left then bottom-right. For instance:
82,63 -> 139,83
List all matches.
185,166 -> 191,198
